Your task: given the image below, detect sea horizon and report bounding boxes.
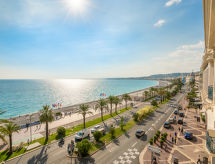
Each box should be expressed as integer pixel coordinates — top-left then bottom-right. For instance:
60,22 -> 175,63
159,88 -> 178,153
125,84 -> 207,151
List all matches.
0,79 -> 158,119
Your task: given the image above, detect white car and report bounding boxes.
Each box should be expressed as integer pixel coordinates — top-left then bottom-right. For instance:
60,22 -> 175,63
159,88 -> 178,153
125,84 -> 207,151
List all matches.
91,125 -> 101,133
75,129 -> 90,141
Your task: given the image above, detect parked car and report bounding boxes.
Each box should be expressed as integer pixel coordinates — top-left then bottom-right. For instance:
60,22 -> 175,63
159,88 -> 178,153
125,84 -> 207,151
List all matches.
135,129 -> 145,137
179,112 -> 184,117
178,105 -> 182,110
178,118 -> 183,124
163,122 -> 171,128
75,129 -> 90,141
91,125 -> 101,133
184,131 -> 193,140
174,110 -> 178,115
168,118 -> 175,124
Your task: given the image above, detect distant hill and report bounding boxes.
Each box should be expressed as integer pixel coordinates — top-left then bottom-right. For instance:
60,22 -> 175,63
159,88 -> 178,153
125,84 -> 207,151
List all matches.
130,72 -> 198,80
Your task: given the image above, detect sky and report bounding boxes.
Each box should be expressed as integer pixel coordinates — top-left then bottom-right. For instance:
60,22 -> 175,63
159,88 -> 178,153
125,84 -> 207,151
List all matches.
0,0 -> 204,79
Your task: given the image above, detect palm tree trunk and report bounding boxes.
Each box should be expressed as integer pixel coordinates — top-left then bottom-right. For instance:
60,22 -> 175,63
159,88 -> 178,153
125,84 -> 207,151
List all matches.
115,104 -> 118,114
125,101 -> 127,109
110,104 -> 112,115
101,108 -> 103,121
9,134 -> 12,154
83,116 -> 86,129
45,121 -> 49,141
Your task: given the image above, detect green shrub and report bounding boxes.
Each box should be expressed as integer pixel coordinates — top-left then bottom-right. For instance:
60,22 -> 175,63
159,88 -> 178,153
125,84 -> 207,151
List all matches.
151,100 -> 158,107
132,113 -> 138,122
154,135 -> 158,143
109,125 -> 116,139
149,138 -> 153,145
76,139 -> 91,157
93,131 -> 103,142
161,136 -> 165,141
160,139 -> 164,147
57,126 -> 66,138
55,112 -> 62,117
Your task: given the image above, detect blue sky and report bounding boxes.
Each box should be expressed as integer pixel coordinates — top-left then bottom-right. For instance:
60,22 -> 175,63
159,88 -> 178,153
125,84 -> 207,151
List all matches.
0,0 -> 204,78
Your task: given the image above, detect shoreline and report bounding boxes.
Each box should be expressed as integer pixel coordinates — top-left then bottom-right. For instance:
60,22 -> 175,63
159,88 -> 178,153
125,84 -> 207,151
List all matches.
7,80 -> 169,126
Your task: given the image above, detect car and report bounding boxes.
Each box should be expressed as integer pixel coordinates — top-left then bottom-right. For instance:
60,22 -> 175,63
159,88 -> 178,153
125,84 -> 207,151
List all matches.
178,105 -> 182,110
91,125 -> 101,133
179,112 -> 184,117
135,129 -> 145,137
184,131 -> 193,140
178,118 -> 183,124
168,118 -> 174,124
174,110 -> 178,115
163,122 -> 171,128
75,129 -> 90,141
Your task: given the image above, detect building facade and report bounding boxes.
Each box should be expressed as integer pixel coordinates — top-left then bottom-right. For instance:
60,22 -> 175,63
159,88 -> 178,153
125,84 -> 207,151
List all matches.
201,0 -> 215,160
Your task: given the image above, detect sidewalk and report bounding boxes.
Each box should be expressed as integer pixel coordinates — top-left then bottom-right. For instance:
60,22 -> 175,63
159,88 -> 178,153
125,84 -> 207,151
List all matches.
139,100 -> 208,164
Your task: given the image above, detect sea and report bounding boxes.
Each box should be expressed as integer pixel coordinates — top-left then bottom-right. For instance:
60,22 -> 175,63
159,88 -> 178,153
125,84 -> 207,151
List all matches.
0,79 -> 158,119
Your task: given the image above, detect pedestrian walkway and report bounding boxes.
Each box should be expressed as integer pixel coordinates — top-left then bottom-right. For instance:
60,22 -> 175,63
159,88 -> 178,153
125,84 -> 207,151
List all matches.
140,100 -> 209,164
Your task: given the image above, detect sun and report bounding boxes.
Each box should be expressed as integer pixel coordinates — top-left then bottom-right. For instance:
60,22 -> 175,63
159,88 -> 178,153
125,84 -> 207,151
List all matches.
62,0 -> 91,18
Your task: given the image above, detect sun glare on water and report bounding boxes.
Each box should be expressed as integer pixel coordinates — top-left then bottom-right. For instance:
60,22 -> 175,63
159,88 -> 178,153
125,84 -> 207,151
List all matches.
62,0 -> 91,18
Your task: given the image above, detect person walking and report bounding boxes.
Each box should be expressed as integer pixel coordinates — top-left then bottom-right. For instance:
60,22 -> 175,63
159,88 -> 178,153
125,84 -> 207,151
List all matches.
197,155 -> 201,164
181,127 -> 183,133
178,127 -> 180,131
174,132 -> 177,137
172,137 -> 174,143
174,137 -> 177,144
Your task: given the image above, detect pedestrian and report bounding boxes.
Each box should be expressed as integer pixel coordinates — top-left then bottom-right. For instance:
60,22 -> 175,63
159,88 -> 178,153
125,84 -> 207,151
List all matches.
178,127 -> 180,131
197,155 -> 201,164
170,133 -> 171,138
172,137 -> 174,143
181,127 -> 183,133
174,132 -> 177,137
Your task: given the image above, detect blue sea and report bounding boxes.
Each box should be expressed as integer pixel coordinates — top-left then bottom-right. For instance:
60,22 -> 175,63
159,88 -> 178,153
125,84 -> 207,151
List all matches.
0,79 -> 158,118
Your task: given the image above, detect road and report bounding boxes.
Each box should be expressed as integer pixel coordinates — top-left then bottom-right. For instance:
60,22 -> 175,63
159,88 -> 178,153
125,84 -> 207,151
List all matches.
6,88 -> 186,164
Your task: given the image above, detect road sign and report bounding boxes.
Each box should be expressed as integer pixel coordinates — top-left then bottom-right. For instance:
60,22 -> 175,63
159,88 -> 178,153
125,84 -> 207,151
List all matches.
148,145 -> 161,154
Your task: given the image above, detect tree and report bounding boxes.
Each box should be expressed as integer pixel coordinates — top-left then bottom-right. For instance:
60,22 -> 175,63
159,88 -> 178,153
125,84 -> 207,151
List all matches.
93,131 -> 103,142
39,105 -> 54,141
109,125 -> 115,139
122,94 -> 132,109
151,100 -> 158,107
95,99 -> 108,121
132,113 -> 138,122
107,96 -> 115,115
57,127 -> 66,138
144,91 -> 149,100
0,122 -> 19,154
79,104 -> 92,129
76,139 -> 91,157
120,117 -> 126,131
113,96 -> 121,114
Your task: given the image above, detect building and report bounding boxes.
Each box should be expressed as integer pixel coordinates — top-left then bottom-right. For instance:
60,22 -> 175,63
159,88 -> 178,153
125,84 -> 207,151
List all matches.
201,0 -> 215,162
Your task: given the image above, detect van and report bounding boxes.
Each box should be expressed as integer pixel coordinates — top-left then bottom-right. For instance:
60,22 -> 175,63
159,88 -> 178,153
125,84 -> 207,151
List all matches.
75,129 -> 90,141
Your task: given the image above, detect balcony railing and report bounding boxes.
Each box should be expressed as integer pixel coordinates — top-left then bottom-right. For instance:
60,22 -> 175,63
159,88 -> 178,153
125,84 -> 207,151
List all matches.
208,85 -> 213,100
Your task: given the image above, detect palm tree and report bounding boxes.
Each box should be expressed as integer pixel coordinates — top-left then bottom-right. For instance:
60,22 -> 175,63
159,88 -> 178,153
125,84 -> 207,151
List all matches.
39,105 -> 54,141
95,99 -> 108,121
79,104 -> 92,129
113,96 -> 121,114
0,122 -> 19,154
158,88 -> 165,103
122,94 -> 132,109
107,96 -> 115,115
144,91 -> 149,100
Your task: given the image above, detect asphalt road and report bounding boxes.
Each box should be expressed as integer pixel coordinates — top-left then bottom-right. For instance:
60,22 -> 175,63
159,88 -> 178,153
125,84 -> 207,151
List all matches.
6,88 -> 186,164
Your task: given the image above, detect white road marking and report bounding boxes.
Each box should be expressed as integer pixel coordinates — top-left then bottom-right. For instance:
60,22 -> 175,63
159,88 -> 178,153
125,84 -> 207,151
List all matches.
131,142 -> 137,147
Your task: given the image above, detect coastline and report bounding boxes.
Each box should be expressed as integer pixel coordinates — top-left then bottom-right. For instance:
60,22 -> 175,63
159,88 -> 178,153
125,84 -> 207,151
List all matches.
7,80 -> 169,126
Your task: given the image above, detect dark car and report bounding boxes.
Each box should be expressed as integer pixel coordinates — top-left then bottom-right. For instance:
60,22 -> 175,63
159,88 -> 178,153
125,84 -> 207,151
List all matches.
163,122 -> 171,128
178,118 -> 183,124
135,129 -> 145,137
179,112 -> 184,117
178,105 -> 182,110
184,131 -> 193,140
174,110 -> 178,115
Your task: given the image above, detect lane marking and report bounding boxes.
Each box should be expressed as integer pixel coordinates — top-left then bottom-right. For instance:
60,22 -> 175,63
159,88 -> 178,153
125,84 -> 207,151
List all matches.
131,142 -> 137,147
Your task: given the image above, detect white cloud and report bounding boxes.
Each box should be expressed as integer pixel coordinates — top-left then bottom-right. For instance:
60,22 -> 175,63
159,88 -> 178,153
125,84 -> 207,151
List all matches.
154,19 -> 166,27
165,0 -> 182,7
